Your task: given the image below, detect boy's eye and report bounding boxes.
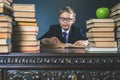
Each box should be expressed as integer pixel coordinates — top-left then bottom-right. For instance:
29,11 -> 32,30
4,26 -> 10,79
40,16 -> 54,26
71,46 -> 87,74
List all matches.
59,17 -> 73,22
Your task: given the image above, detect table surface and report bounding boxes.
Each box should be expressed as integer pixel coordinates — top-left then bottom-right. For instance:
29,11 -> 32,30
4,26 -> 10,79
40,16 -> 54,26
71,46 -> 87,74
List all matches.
0,48 -> 119,56
40,48 -> 119,54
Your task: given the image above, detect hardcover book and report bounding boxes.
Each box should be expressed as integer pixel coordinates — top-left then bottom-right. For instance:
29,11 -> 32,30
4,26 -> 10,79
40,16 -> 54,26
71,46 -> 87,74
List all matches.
113,16 -> 120,22
116,21 -> 120,26
0,45 -> 11,53
13,26 -> 38,32
86,18 -> 114,24
85,46 -> 117,52
0,15 -> 12,22
88,37 -> 115,42
116,26 -> 120,31
86,32 -> 115,38
14,17 -> 36,22
0,38 -> 11,45
12,46 -> 40,53
13,11 -> 35,18
88,27 -> 114,32
110,3 -> 120,12
0,2 -> 11,10
13,31 -> 38,35
116,31 -> 120,38
16,22 -> 37,26
12,4 -> 35,12
111,14 -> 120,19
110,10 -> 120,17
88,41 -> 117,48
13,40 -> 40,46
0,22 -> 12,27
0,0 -> 12,5
0,27 -> 12,33
13,34 -> 37,40
0,7 -> 11,15
0,32 -> 11,38
86,22 -> 115,29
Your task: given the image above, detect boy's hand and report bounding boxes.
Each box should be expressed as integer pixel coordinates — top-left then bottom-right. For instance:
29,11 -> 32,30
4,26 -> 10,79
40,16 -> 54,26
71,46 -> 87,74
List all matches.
49,37 -> 61,44
41,37 -> 61,44
73,40 -> 88,47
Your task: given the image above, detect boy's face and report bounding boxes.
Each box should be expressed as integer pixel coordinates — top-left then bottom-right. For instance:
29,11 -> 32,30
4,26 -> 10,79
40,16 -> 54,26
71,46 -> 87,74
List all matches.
59,12 -> 75,31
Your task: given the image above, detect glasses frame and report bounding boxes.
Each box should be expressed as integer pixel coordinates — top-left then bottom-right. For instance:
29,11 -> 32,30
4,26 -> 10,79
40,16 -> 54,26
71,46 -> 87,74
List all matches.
59,17 -> 74,22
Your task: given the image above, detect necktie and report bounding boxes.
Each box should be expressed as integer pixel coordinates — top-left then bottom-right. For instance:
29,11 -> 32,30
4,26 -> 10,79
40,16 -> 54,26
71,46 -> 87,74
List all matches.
63,32 -> 67,43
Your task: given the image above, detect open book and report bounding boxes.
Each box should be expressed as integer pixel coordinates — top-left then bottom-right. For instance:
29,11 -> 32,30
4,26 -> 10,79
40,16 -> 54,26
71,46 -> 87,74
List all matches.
40,43 -> 85,49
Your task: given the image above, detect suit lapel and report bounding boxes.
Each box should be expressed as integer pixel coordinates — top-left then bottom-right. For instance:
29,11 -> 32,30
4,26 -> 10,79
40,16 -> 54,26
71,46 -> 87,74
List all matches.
56,25 -> 63,42
68,26 -> 75,43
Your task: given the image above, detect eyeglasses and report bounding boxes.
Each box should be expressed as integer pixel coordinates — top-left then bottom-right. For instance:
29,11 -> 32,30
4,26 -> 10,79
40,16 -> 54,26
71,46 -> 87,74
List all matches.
59,17 -> 73,22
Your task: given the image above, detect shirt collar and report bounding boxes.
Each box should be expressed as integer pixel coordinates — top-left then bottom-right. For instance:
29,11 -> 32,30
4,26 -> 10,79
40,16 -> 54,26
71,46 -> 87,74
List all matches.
62,28 -> 70,34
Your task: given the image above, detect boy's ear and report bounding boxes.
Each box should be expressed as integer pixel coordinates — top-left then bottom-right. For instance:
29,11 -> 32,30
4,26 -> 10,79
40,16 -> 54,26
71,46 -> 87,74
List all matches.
72,18 -> 76,24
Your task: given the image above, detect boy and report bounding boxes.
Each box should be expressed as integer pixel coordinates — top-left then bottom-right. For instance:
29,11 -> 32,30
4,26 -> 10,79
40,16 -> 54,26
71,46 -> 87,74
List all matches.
39,6 -> 88,47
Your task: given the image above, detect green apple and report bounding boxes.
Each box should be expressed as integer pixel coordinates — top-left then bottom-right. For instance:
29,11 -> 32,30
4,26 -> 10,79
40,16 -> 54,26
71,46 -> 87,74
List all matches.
96,7 -> 109,18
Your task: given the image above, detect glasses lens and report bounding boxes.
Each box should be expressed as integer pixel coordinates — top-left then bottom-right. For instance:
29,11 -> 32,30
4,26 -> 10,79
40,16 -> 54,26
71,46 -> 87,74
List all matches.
59,17 -> 73,22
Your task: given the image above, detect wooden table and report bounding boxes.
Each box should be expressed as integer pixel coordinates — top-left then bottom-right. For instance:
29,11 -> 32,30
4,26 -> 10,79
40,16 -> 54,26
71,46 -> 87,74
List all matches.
0,48 -> 120,80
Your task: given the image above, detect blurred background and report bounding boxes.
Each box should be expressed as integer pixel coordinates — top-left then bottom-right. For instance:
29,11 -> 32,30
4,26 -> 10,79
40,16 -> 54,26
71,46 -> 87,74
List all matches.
13,0 -> 119,39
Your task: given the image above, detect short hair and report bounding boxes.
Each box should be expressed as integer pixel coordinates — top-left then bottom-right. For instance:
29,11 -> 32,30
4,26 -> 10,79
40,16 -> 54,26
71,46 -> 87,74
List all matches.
59,6 -> 76,18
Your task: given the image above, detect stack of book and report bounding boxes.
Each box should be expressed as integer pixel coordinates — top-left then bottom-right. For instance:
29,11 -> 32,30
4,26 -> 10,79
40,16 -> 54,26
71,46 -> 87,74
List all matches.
12,4 -> 40,53
110,3 -> 120,48
0,0 -> 12,53
85,18 -> 117,51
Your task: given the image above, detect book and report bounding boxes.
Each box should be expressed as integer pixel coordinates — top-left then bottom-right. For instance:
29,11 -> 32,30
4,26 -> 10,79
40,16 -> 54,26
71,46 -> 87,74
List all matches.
88,27 -> 114,32
0,32 -> 11,38
88,37 -> 115,42
0,22 -> 12,27
0,38 -> 11,45
13,40 -> 40,46
113,16 -> 120,22
0,0 -> 12,5
116,26 -> 120,31
41,43 -> 85,49
0,45 -> 11,53
13,11 -> 35,18
110,3 -> 120,12
12,49 -> 40,53
0,2 -> 12,10
117,39 -> 120,46
16,22 -> 37,26
14,17 -> 36,22
0,15 -> 12,22
13,34 -> 37,40
7,0 -> 12,3
12,4 -> 35,12
116,31 -> 120,38
0,6 -> 11,15
13,31 -> 38,35
12,46 -> 40,52
85,46 -> 117,52
86,18 -> 114,24
86,22 -> 115,29
0,27 -> 12,33
88,41 -> 117,48
13,50 -> 40,53
86,32 -> 115,38
116,21 -> 120,26
13,26 -> 38,32
111,14 -> 120,19
110,10 -> 120,17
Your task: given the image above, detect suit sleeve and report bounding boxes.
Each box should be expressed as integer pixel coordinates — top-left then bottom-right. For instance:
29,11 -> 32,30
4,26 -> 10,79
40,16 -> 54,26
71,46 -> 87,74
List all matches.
38,25 -> 54,40
79,28 -> 88,40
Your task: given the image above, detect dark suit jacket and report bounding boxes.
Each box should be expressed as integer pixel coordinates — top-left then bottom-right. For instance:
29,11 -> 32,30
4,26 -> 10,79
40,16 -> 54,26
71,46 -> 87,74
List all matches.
38,24 -> 88,43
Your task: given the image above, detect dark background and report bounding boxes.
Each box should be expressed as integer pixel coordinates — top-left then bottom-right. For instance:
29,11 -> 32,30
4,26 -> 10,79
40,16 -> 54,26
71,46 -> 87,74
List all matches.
13,0 -> 119,39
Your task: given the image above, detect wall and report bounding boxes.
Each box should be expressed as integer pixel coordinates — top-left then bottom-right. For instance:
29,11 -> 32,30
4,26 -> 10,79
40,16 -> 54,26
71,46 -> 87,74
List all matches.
13,0 -> 119,39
